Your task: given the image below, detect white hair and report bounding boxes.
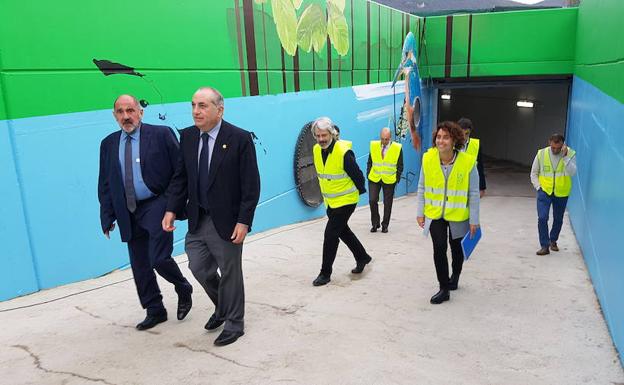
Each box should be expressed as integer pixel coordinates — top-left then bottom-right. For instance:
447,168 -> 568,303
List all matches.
311,117 -> 337,136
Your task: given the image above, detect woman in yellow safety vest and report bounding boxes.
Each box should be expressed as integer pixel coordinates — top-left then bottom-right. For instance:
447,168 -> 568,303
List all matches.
416,121 -> 480,304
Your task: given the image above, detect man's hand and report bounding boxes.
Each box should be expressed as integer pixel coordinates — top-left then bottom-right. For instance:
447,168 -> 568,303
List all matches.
104,223 -> 115,239
162,211 -> 177,232
562,144 -> 568,156
230,223 -> 249,244
417,216 -> 425,228
480,190 -> 485,198
470,224 -> 479,239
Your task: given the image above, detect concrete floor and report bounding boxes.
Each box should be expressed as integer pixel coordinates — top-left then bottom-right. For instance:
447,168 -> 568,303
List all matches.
1,166 -> 623,385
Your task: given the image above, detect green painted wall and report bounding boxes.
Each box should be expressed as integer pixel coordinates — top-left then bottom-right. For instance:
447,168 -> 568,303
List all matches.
574,0 -> 624,104
0,0 -> 414,121
419,8 -> 578,79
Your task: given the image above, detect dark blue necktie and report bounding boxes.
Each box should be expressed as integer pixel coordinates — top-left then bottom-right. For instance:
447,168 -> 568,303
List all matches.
124,135 -> 137,213
198,133 -> 210,210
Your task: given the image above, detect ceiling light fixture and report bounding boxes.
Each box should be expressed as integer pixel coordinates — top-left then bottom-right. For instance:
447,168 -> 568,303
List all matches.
517,100 -> 534,108
441,94 -> 451,100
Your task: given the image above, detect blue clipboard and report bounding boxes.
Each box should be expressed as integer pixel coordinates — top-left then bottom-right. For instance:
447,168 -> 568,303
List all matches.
461,227 -> 482,261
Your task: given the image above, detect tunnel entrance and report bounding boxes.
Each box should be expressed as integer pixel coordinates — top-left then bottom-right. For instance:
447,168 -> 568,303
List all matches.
434,77 -> 572,197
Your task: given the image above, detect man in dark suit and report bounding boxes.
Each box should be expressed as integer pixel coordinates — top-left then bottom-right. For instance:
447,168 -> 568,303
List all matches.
98,94 -> 193,331
163,87 -> 260,347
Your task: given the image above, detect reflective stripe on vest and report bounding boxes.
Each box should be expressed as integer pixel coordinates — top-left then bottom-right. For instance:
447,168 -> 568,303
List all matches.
537,146 -> 575,197
313,141 -> 360,208
422,147 -> 474,222
368,141 -> 402,184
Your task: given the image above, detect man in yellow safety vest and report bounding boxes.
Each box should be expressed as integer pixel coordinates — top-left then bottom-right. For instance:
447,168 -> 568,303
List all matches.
458,118 -> 486,198
530,133 -> 577,255
311,117 -> 372,286
366,127 -> 403,233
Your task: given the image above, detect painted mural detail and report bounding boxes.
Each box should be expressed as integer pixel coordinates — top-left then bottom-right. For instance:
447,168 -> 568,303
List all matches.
255,0 -> 350,56
392,32 -> 422,150
93,58 -> 172,123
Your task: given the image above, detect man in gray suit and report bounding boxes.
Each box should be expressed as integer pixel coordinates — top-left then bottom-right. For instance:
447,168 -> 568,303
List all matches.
163,87 -> 260,346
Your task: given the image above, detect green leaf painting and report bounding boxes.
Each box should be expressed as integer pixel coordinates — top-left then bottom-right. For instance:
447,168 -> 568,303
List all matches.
297,4 -> 327,53
272,0 -> 299,56
262,0 -> 350,57
327,0 -> 345,12
327,2 -> 349,56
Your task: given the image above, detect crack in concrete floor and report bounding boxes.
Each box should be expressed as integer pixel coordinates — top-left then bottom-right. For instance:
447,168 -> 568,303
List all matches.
12,345 -> 117,385
173,342 -> 261,369
75,306 -> 161,335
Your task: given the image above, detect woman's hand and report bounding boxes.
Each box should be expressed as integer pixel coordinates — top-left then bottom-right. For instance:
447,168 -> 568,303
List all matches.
470,224 -> 480,239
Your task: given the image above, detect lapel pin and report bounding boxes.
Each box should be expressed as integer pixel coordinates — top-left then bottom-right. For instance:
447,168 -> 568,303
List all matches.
223,144 -> 227,149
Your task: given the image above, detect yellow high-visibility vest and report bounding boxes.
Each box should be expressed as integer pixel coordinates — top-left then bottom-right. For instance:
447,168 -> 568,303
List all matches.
313,141 -> 360,208
339,139 -> 352,149
464,138 -> 480,159
423,148 -> 475,222
368,141 -> 402,184
537,146 -> 575,197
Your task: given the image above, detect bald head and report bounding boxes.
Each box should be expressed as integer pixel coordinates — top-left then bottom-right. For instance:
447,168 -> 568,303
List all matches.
113,94 -> 143,133
380,127 -> 392,146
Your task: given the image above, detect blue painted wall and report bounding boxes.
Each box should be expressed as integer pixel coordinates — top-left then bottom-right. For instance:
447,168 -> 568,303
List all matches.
0,82 -> 429,301
566,75 -> 624,362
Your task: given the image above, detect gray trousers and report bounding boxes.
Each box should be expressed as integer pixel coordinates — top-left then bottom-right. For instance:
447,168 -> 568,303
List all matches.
185,215 -> 244,332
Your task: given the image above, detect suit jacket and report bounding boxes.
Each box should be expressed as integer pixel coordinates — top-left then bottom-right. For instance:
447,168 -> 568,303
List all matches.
166,120 -> 261,241
98,123 -> 180,242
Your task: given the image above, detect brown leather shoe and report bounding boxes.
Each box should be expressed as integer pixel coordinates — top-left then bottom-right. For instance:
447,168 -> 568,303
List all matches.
536,247 -> 550,255
550,242 -> 559,252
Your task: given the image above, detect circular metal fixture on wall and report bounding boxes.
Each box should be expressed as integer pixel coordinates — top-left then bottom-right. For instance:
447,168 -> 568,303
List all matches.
294,122 -> 322,208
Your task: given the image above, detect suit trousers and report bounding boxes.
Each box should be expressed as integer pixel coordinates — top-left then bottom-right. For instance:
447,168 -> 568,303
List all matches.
368,180 -> 396,228
185,214 -> 245,333
429,218 -> 464,290
536,189 -> 568,248
321,204 -> 370,277
127,196 -> 192,316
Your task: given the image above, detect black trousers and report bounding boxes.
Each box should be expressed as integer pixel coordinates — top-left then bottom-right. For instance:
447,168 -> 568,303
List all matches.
321,204 -> 370,277
127,196 -> 193,316
368,180 -> 396,228
429,218 -> 464,290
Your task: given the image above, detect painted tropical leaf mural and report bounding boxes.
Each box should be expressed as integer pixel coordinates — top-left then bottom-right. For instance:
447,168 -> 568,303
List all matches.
259,0 -> 350,57
297,3 -> 327,53
271,0 -> 299,56
327,0 -> 345,12
327,2 -> 349,56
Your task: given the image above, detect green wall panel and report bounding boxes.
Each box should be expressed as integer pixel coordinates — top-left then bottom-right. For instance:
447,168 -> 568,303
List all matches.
574,0 -> 624,104
418,8 -> 577,80
0,0 -> 415,120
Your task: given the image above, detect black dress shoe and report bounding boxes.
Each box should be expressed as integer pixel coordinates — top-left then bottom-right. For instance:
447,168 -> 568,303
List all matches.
204,313 -> 225,331
448,274 -> 459,291
381,226 -> 388,233
351,255 -> 372,274
370,226 -> 379,233
214,330 -> 244,346
136,313 -> 167,330
430,289 -> 450,304
313,274 -> 331,286
177,295 -> 192,320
